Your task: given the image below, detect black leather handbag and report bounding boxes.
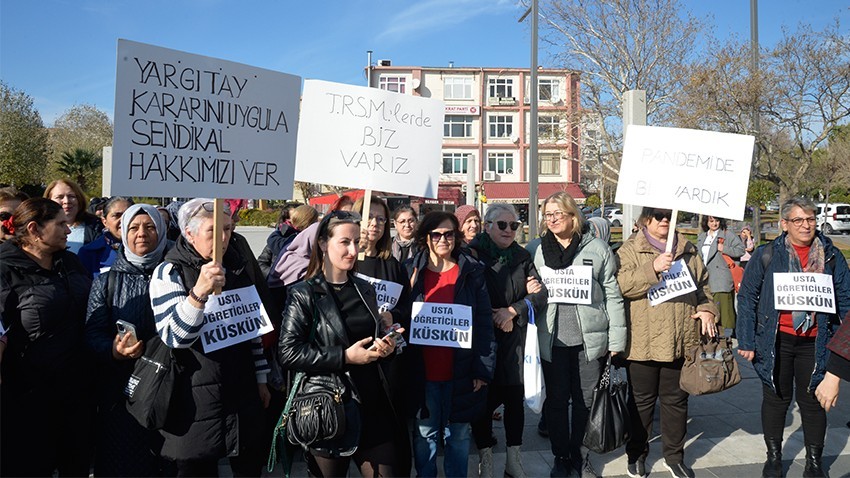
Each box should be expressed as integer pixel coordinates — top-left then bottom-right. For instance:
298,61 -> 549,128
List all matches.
583,357 -> 630,454
125,335 -> 176,430
286,372 -> 348,447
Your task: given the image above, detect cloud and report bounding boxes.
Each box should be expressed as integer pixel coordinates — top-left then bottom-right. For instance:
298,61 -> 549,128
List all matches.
376,0 -> 516,42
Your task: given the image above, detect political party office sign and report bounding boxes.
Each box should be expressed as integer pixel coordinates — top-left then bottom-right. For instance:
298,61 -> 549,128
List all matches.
112,39 -> 301,199
199,285 -> 274,353
294,80 -> 445,198
615,125 -> 755,220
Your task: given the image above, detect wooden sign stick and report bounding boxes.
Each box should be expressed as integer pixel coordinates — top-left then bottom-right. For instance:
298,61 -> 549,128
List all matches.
665,209 -> 679,254
358,190 -> 373,260
212,198 -> 225,294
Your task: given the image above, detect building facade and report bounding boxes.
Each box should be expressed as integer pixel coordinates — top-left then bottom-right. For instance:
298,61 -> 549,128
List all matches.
367,61 -> 585,222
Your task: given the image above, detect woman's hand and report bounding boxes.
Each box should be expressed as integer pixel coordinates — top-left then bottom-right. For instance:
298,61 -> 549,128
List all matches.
258,383 -> 271,409
815,372 -> 840,411
526,276 -> 543,295
691,311 -> 716,337
473,379 -> 488,392
653,252 -> 674,273
344,337 -> 383,365
112,333 -> 144,360
493,307 -> 516,333
738,349 -> 755,361
192,261 -> 226,302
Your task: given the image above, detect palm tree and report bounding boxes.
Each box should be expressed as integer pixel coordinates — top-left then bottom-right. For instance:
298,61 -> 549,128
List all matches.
56,148 -> 101,191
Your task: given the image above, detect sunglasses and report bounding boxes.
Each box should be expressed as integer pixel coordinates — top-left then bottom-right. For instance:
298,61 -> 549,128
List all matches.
429,231 -> 455,242
490,220 -> 521,231
652,211 -> 672,221
319,210 -> 362,233
188,201 -> 231,219
0,212 -> 11,221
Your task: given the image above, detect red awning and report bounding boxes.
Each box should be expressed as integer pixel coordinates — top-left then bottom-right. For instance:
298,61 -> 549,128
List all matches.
484,182 -> 585,204
308,189 -> 368,206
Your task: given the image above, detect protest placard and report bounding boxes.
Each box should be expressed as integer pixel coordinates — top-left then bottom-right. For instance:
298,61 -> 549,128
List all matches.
647,259 -> 698,306
539,265 -> 593,304
409,302 -> 473,349
355,273 -> 403,313
199,285 -> 273,353
294,80 -> 444,198
773,273 -> 836,314
615,125 -> 755,220
112,39 -> 301,199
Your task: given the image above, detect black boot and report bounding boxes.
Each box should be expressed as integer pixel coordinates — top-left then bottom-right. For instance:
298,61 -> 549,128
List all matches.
803,444 -> 825,477
762,437 -> 783,478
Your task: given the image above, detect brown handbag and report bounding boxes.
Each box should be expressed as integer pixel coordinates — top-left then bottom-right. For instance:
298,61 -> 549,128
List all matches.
679,336 -> 742,395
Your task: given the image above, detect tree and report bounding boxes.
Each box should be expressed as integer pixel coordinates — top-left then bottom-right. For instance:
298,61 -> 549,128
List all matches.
0,81 -> 49,186
56,148 -> 102,192
49,104 -> 113,193
538,0 -> 706,186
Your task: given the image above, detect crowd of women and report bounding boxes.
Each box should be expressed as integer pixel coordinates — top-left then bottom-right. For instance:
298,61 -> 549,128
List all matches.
1,179 -> 849,478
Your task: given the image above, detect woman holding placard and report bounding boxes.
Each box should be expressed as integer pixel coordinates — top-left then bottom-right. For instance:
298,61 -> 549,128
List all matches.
526,192 -> 626,478
616,207 -> 717,478
405,211 -> 495,478
737,197 -> 850,478
469,203 -> 548,478
148,198 -> 272,476
696,216 -> 745,338
278,210 -> 404,477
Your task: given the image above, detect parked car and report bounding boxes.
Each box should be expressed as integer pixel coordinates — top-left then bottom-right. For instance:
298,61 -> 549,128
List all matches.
815,202 -> 850,234
605,208 -> 623,227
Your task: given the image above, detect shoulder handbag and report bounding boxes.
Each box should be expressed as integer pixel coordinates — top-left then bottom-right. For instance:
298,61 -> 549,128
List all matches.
583,356 -> 630,454
679,335 -> 741,396
125,335 -> 177,430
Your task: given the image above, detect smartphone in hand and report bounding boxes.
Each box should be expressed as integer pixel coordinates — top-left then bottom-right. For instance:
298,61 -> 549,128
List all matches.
368,329 -> 402,351
116,320 -> 139,347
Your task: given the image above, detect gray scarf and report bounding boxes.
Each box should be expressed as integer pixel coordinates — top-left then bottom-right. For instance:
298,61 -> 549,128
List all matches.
120,204 -> 167,269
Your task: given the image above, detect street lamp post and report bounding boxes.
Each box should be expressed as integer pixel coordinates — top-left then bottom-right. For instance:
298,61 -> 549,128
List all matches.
520,0 -> 540,238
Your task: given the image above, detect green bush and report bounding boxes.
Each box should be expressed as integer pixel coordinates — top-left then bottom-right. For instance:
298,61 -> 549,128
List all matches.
238,209 -> 278,227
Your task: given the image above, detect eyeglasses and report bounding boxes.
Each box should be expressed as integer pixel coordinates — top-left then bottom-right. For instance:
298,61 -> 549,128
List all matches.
543,210 -> 573,222
395,219 -> 416,225
652,211 -> 672,221
368,215 -> 387,225
429,231 -> 455,242
786,217 -> 816,227
490,220 -> 521,231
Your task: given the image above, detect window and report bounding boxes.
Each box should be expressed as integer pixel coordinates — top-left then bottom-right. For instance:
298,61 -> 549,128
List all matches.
487,152 -> 514,174
539,79 -> 560,101
444,115 -> 473,138
489,115 -> 513,138
539,153 -> 560,176
379,76 -> 406,94
442,153 -> 468,174
444,77 -> 473,100
538,116 -> 561,139
488,78 -> 514,98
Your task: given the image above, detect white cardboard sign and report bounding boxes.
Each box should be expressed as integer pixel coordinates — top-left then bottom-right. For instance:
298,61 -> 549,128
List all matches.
199,285 -> 273,353
615,125 -> 755,220
294,80 -> 444,198
539,265 -> 593,304
112,39 -> 301,199
355,273 -> 403,313
647,259 -> 698,306
409,302 -> 472,349
773,273 -> 836,314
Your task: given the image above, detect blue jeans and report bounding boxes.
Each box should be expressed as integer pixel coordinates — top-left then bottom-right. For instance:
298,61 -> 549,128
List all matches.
413,381 -> 471,478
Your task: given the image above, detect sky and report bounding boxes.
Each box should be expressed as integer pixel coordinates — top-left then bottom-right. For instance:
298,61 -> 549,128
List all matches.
1,0 -> 847,126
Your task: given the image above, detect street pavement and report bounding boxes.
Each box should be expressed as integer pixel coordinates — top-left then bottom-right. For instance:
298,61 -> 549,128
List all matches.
235,226 -> 850,477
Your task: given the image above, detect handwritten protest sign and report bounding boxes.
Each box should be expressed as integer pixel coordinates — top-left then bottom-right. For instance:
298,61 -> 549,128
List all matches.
615,125 -> 755,220
199,286 -> 273,353
539,265 -> 593,305
409,302 -> 472,349
647,259 -> 697,306
112,39 -> 301,198
294,80 -> 444,198
355,273 -> 403,313
773,273 -> 836,314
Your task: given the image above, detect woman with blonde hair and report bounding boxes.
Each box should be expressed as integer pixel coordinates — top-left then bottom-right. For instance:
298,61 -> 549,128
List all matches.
526,192 -> 626,477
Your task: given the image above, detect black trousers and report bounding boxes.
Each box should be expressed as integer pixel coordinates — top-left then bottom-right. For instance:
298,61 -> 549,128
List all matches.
541,346 -> 605,462
625,359 -> 688,465
471,383 -> 525,448
761,332 -> 826,446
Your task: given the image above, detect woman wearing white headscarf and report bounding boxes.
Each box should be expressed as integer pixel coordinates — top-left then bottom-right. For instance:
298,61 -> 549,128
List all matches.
85,203 -> 171,477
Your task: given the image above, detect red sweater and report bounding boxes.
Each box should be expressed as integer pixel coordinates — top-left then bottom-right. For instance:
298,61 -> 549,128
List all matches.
422,264 -> 459,381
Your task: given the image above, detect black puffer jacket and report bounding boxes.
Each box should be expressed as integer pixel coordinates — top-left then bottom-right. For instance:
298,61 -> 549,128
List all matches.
257,225 -> 298,278
404,250 -> 496,422
0,240 -> 92,390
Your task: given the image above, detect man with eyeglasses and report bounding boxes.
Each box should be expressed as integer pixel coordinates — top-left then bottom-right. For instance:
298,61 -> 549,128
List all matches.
737,197 -> 850,478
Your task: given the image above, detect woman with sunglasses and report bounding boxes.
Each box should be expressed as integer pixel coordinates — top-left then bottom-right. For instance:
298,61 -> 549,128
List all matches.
468,203 -> 547,478
737,197 -> 850,478
405,211 -> 495,478
616,207 -> 717,478
526,192 -> 626,478
148,198 -> 274,476
353,195 -> 413,476
278,210 -> 404,477
0,186 -> 28,243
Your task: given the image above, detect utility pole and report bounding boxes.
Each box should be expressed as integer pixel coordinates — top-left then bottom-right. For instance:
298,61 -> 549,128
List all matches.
520,0 -> 540,238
